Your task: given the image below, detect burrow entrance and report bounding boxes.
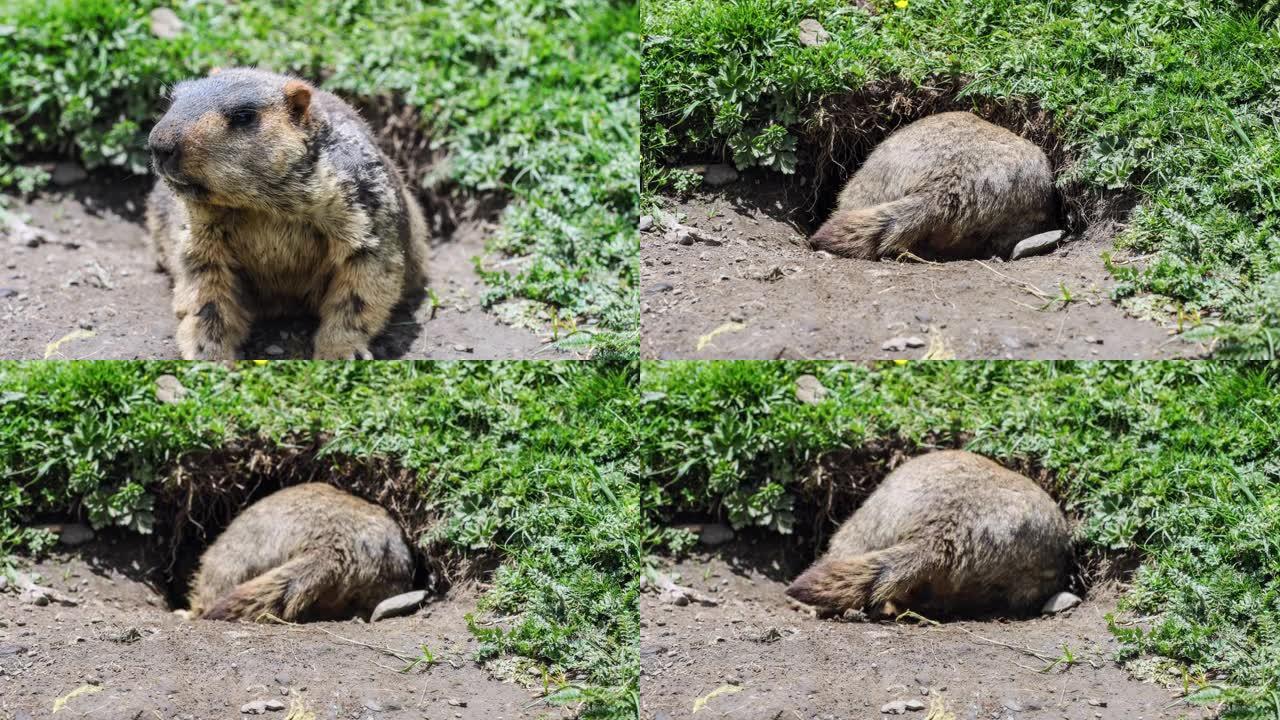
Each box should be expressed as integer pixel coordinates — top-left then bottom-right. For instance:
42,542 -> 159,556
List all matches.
664,437 -> 1138,608
37,438 -> 475,615
668,77 -> 1137,249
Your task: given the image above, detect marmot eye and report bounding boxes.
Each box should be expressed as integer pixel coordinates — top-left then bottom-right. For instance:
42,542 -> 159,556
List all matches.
226,107 -> 258,129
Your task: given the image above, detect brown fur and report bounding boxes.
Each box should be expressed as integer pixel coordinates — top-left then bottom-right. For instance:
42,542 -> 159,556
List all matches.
809,112 -> 1057,260
786,450 -> 1072,618
188,483 -> 413,622
146,67 -> 429,360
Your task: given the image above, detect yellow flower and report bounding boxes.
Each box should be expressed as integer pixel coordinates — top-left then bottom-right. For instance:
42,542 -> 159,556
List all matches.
253,359 -> 269,366
895,0 -> 908,7
893,359 -> 909,365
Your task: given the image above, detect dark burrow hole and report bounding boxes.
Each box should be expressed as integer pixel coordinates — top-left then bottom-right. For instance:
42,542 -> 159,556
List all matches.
669,437 -> 1139,615
674,76 -> 1138,249
27,438 -> 474,616
148,437 -> 470,614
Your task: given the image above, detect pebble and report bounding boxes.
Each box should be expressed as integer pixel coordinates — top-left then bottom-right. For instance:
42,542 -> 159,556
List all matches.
881,699 -> 925,714
1041,591 -> 1082,614
155,374 -> 188,404
452,344 -> 474,353
370,590 -> 428,622
56,523 -> 94,546
639,215 -> 654,232
794,374 -> 828,404
264,344 -> 284,356
881,336 -> 925,351
150,7 -> 185,39
702,164 -> 739,186
240,699 -> 286,714
50,162 -> 88,187
1009,230 -> 1065,260
798,18 -> 830,46
1084,335 -> 1104,344
697,524 -> 734,546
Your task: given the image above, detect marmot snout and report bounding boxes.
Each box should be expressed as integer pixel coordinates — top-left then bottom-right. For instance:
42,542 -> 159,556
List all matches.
786,450 -> 1072,618
810,112 -> 1057,260
188,483 -> 414,622
146,67 -> 429,360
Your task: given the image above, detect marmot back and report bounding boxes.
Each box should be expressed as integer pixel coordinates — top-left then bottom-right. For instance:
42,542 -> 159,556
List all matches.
188,483 -> 413,622
146,67 -> 429,360
809,112 -> 1057,260
786,450 -> 1072,618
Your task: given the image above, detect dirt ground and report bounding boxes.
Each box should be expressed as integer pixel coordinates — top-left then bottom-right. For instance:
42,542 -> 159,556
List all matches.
641,540 -> 1212,720
0,537 -> 572,720
641,172 -> 1206,360
0,173 -> 574,360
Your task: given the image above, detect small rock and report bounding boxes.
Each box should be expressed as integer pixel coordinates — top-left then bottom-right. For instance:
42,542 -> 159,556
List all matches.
697,524 -> 734,546
1087,699 -> 1107,707
154,374 -> 187,404
452,344 -> 474,353
645,282 -> 674,294
50,162 -> 88,187
798,18 -> 830,46
264,344 -> 284,356
638,215 -> 654,232
1009,230 -> 1065,260
56,523 -> 94,547
702,164 -> 739,186
881,336 -> 925,351
1041,591 -> 1082,614
370,590 -> 428,622
1084,336 -> 1103,345
794,374 -> 828,404
0,643 -> 27,656
149,8 -> 184,39
446,699 -> 467,707
240,699 -> 286,714
881,699 -> 925,714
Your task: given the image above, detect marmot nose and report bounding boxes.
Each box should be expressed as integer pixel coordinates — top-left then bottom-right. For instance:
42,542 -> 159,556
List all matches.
148,140 -> 181,174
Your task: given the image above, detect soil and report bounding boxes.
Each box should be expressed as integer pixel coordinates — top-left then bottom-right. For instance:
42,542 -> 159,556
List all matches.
641,172 -> 1206,360
0,536 -> 572,720
641,540 -> 1213,720
1,173 -> 574,360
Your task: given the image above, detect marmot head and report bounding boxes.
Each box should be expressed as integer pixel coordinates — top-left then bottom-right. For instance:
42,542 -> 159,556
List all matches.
148,68 -> 319,208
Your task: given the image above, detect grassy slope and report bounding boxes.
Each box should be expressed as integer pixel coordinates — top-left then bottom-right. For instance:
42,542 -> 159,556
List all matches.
0,361 -> 639,718
639,361 -> 1280,716
641,0 -> 1280,356
0,0 -> 639,355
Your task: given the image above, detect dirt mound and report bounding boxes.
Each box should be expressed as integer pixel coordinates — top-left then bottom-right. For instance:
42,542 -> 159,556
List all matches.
0,538 -> 570,719
641,543 -> 1209,720
641,172 -> 1205,359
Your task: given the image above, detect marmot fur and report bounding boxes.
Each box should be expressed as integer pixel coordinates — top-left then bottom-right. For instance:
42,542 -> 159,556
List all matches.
785,450 -> 1072,618
188,483 -> 413,622
146,67 -> 429,360
809,112 -> 1057,260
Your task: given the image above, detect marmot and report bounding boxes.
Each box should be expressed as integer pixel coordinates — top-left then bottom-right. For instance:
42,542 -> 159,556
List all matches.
809,112 -> 1058,260
785,450 -> 1072,618
188,483 -> 413,622
146,67 -> 429,360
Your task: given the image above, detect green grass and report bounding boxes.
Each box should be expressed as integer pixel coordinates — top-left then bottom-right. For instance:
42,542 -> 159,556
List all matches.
0,0 -> 639,355
641,0 -> 1280,357
0,361 -> 640,719
638,361 -> 1280,716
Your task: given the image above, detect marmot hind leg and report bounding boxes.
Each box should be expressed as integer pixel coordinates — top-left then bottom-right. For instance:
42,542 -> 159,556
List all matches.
784,542 -> 938,616
200,551 -> 344,622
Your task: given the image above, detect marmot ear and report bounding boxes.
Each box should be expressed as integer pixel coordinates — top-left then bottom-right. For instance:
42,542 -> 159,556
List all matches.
283,79 -> 313,124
